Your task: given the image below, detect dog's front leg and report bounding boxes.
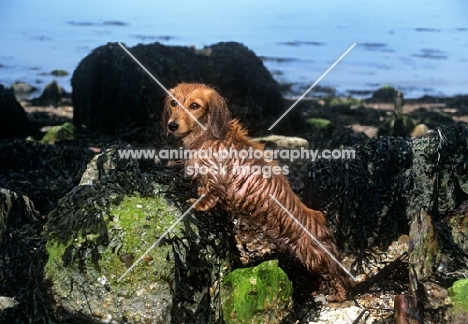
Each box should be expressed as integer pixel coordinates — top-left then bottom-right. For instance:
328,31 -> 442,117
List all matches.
189,179 -> 219,211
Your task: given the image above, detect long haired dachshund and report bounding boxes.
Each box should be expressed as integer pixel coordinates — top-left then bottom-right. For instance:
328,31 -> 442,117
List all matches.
162,83 -> 351,301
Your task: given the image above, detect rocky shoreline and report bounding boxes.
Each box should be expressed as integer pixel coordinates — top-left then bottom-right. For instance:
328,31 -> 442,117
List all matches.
1,41 -> 468,323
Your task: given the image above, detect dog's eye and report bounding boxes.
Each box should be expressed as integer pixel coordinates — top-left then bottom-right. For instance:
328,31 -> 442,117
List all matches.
190,103 -> 200,110
170,100 -> 178,107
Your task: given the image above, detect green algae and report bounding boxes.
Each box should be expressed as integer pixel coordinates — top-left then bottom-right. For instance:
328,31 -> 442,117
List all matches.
45,194 -> 182,292
103,195 -> 181,282
329,97 -> 362,107
449,278 -> 468,312
41,122 -> 76,144
222,260 -> 293,324
306,118 -> 331,128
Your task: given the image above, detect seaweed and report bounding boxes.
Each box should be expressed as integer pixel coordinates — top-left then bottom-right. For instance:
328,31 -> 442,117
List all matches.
0,221 -> 54,323
303,136 -> 413,263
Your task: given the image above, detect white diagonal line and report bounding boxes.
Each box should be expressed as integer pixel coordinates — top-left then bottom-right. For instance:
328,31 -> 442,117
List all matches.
268,43 -> 356,130
117,42 -> 207,131
268,193 -> 356,281
117,194 -> 206,282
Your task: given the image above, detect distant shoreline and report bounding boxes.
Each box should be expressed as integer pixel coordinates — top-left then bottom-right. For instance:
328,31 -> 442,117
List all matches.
9,78 -> 468,104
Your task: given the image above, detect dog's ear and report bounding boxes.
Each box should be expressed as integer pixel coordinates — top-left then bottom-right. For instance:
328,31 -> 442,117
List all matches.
207,90 -> 231,139
160,95 -> 172,136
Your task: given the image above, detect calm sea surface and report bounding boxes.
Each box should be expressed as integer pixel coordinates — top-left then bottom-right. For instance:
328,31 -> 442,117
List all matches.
1,0 -> 467,98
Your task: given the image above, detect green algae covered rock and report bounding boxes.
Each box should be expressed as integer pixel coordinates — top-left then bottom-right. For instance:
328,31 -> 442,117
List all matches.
41,122 -> 75,143
222,260 -> 293,324
44,148 -> 235,323
45,190 -> 180,323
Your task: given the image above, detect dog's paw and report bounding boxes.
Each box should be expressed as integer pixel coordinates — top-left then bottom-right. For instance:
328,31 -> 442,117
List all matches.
319,279 -> 348,302
188,197 -> 216,211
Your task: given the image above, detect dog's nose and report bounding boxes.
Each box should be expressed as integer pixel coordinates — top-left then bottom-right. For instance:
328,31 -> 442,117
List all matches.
167,121 -> 179,132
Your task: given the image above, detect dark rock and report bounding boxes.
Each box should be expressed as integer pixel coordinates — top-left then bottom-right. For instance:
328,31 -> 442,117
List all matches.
408,107 -> 455,129
448,95 -> 468,109
0,84 -> 38,139
30,80 -> 70,107
393,90 -> 406,137
50,70 -> 69,77
71,42 -> 285,138
368,85 -> 398,103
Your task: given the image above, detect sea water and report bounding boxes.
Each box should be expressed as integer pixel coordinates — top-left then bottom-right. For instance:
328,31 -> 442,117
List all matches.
0,0 -> 467,98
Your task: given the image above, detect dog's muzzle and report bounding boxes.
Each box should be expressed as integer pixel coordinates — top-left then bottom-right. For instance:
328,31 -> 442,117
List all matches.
167,121 -> 179,132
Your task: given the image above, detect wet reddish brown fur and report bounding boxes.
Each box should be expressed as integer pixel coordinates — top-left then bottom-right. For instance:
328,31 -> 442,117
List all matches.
162,83 -> 351,301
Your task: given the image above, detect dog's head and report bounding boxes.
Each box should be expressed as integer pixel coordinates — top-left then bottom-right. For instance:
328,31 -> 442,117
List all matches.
161,83 -> 231,141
